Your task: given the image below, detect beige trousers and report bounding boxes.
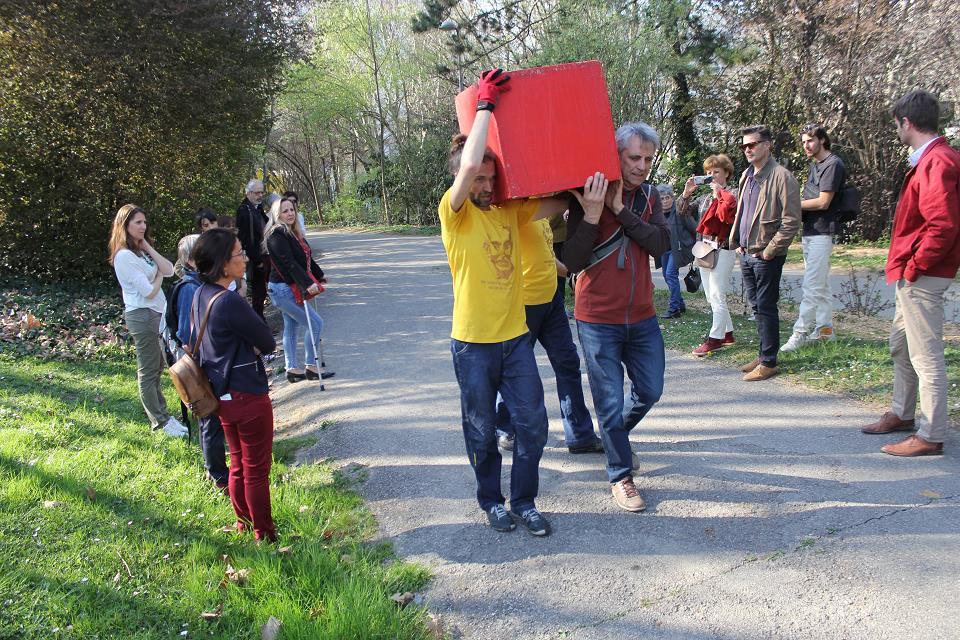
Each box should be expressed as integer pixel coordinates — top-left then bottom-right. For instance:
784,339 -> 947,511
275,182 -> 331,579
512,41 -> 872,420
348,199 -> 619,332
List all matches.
889,276 -> 952,442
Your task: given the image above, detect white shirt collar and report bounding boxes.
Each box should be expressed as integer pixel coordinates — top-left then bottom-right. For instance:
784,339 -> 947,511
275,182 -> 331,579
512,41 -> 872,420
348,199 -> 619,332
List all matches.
909,136 -> 940,167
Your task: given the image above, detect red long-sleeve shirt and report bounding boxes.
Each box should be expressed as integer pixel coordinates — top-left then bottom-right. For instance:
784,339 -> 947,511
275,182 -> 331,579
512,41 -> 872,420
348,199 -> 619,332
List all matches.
886,137 -> 960,284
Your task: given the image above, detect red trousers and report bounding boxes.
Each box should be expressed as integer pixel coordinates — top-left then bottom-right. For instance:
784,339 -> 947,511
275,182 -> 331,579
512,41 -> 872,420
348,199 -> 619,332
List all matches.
219,391 -> 276,541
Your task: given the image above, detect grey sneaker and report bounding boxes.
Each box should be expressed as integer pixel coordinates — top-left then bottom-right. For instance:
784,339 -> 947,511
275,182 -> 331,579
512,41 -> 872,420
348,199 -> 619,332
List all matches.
486,504 -> 516,532
780,332 -> 811,352
612,476 -> 646,512
497,433 -> 515,451
510,507 -> 551,536
631,449 -> 640,470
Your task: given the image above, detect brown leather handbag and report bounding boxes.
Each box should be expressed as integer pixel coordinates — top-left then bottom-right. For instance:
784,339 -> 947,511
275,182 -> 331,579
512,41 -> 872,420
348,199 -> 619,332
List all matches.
168,290 -> 228,418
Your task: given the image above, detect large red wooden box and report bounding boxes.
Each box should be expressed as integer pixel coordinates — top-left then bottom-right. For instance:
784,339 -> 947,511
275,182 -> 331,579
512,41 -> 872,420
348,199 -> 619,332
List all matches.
455,60 -> 621,203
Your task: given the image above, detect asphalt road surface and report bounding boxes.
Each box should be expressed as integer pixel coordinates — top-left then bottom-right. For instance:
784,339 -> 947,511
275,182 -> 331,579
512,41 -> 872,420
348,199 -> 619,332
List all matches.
271,229 -> 959,640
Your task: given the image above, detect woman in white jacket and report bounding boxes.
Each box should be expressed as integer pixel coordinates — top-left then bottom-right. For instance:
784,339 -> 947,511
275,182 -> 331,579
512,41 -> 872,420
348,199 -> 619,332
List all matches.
108,204 -> 188,437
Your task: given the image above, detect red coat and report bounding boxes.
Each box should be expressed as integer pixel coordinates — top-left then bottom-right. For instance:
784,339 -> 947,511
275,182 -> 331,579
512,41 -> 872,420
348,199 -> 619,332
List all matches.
696,189 -> 738,239
886,137 -> 960,284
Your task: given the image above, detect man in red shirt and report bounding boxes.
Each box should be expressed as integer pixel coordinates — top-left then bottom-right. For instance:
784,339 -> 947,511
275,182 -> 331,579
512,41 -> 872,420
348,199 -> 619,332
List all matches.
563,122 -> 670,512
861,90 -> 960,456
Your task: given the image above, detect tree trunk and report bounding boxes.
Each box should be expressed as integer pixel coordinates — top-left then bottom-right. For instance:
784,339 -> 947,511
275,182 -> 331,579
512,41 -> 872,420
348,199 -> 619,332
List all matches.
364,0 -> 391,224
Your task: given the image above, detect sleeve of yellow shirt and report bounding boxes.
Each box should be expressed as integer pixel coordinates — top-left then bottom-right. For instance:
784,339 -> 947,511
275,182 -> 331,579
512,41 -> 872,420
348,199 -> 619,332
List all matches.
514,198 -> 540,226
438,189 -> 463,230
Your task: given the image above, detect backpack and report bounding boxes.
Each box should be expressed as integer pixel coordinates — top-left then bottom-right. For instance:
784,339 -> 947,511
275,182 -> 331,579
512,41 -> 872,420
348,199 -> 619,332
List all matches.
168,289 -> 228,418
835,185 -> 862,223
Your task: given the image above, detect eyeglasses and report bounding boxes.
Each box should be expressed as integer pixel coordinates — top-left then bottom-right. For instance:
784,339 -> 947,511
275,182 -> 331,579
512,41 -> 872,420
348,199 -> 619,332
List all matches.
740,140 -> 769,152
250,191 -> 264,196
231,249 -> 247,259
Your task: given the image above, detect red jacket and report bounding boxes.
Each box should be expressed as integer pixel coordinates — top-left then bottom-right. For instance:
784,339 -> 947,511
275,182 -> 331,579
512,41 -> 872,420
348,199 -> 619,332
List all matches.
564,187 -> 670,325
696,189 -> 738,239
886,137 -> 960,284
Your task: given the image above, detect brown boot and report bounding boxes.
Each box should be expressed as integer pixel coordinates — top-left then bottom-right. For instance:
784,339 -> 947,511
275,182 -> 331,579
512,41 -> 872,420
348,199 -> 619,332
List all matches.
861,411 -> 915,434
743,364 -> 778,381
881,434 -> 943,457
739,358 -> 761,373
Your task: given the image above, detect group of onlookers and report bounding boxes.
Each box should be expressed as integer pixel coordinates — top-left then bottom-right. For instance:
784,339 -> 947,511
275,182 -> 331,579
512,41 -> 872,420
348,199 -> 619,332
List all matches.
440,74 -> 959,538
107,183 -> 332,543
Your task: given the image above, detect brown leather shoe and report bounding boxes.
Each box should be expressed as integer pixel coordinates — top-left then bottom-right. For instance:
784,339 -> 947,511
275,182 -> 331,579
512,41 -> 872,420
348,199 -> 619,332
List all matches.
739,358 -> 761,373
861,411 -> 915,434
881,434 -> 943,457
743,364 -> 778,381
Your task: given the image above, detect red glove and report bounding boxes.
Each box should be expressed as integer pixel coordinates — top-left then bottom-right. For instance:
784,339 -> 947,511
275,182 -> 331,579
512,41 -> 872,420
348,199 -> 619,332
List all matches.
476,68 -> 511,110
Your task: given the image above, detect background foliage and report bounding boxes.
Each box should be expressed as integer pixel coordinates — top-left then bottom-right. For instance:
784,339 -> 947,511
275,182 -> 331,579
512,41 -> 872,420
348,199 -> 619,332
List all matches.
2,0 -> 959,282
0,0 -> 302,280
269,0 -> 959,238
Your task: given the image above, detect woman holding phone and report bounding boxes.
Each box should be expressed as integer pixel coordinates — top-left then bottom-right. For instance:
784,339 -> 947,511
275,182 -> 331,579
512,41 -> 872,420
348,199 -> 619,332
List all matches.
108,204 -> 188,437
263,196 -> 334,383
678,154 -> 739,356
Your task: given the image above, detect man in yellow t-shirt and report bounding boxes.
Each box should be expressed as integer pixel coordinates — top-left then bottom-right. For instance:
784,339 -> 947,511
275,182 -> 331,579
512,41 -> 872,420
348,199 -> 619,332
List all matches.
495,216 -> 602,456
439,69 -> 606,537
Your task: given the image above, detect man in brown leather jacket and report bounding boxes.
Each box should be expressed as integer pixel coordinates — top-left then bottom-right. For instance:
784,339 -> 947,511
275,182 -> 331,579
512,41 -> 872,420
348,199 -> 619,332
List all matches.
728,125 -> 801,381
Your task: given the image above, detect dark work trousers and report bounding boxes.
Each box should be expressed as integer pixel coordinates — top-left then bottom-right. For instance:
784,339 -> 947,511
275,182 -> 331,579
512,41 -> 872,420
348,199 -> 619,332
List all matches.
554,241 -> 566,300
248,263 -> 269,320
199,414 -> 228,485
740,253 -> 786,366
496,283 -> 598,448
219,391 -> 276,541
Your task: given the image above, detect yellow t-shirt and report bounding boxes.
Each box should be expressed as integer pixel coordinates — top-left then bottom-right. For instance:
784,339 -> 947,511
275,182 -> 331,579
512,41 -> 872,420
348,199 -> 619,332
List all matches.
438,189 -> 537,343
519,218 -> 558,305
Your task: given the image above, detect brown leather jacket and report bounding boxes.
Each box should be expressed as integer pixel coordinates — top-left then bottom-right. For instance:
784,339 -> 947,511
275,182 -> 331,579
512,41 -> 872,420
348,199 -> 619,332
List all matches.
728,157 -> 801,258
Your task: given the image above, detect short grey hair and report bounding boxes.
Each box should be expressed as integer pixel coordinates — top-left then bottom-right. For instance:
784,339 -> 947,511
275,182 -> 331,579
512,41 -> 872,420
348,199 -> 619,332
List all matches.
615,121 -> 660,151
245,179 -> 264,194
656,184 -> 674,197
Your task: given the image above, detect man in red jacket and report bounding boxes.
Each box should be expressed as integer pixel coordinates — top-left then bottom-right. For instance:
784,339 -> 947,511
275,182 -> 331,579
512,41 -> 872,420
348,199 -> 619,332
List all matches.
861,90 -> 960,456
563,122 -> 671,512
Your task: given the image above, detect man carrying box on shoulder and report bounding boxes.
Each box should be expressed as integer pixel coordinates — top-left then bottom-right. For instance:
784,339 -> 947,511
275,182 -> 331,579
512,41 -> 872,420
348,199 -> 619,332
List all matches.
563,122 -> 671,513
494,213 -> 604,456
861,90 -> 960,457
439,69 -> 605,536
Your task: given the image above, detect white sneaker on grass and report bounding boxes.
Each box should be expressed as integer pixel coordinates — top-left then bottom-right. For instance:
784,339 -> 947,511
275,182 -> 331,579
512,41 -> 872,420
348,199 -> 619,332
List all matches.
780,332 -> 811,352
162,417 -> 189,438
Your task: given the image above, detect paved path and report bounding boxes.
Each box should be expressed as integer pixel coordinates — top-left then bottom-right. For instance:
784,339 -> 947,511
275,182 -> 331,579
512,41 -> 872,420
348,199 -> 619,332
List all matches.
273,229 -> 960,640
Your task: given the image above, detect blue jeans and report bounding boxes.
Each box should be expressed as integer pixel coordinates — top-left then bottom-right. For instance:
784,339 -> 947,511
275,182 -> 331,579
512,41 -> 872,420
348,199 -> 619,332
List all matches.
496,285 -> 598,448
577,316 -> 665,483
267,282 -> 324,370
451,334 -> 548,512
740,254 -> 786,366
661,252 -> 685,313
199,414 -> 228,485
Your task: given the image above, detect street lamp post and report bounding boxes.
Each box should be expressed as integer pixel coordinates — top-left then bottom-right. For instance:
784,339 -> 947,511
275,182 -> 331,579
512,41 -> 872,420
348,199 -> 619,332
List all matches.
439,18 -> 464,92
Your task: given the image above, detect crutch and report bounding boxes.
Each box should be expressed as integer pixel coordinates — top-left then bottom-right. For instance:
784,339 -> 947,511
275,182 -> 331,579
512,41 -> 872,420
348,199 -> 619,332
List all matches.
301,295 -> 328,391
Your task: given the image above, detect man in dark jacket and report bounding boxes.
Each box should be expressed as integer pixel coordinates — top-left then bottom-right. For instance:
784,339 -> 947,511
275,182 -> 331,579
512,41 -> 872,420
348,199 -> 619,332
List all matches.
861,90 -> 960,457
563,121 -> 670,513
237,179 -> 269,319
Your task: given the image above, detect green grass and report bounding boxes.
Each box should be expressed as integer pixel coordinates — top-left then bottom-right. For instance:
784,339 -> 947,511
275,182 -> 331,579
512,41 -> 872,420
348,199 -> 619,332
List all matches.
784,241 -> 888,271
319,224 -> 441,236
650,289 -> 960,420
0,352 -> 432,639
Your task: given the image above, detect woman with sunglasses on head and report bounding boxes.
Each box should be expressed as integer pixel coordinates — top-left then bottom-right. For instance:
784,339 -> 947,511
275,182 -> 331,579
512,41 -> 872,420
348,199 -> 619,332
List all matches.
263,196 -> 334,383
108,204 -> 188,437
192,228 -> 278,541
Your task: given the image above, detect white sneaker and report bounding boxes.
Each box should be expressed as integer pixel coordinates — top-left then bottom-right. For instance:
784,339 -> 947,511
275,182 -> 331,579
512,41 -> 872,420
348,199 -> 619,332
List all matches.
816,326 -> 837,342
780,332 -> 811,352
497,433 -> 515,452
162,417 -> 189,438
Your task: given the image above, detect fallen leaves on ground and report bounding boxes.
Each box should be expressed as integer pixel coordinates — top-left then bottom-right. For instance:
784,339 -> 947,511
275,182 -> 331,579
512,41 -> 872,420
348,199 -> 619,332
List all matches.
200,603 -> 224,621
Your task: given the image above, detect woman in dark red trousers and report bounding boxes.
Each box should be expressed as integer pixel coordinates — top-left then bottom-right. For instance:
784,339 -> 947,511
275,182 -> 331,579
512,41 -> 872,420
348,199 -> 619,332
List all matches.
191,229 -> 278,541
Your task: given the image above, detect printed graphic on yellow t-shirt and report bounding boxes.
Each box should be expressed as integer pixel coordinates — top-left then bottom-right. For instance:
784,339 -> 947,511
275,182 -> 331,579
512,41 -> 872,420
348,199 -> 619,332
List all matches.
438,188 -> 537,343
518,217 -> 559,305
